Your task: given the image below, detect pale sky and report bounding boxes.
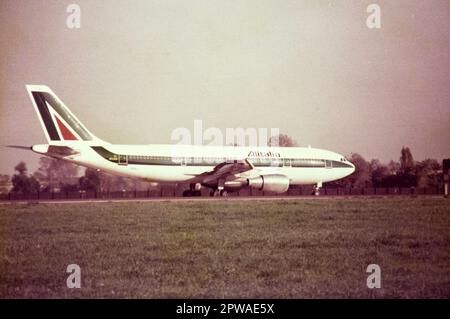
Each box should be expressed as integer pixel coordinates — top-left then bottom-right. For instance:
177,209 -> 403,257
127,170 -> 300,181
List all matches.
1,0 -> 449,175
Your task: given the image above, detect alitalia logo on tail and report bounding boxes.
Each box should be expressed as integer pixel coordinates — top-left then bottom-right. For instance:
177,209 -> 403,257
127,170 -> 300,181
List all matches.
26,85 -> 97,143
53,115 -> 78,140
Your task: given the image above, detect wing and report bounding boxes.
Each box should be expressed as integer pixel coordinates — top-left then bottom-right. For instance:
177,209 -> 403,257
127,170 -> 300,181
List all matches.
195,159 -> 255,185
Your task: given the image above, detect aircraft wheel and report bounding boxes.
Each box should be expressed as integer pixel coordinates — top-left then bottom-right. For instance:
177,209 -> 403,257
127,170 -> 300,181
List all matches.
220,190 -> 228,197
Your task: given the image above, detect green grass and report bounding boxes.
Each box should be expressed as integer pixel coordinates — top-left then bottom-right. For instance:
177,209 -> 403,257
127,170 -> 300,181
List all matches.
0,197 -> 449,298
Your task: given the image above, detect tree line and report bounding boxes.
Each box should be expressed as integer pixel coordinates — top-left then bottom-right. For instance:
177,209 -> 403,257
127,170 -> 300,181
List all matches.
328,147 -> 442,189
1,157 -> 148,195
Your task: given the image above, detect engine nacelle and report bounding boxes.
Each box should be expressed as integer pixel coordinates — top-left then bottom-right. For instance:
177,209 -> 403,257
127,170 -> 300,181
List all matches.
223,179 -> 246,191
247,174 -> 290,194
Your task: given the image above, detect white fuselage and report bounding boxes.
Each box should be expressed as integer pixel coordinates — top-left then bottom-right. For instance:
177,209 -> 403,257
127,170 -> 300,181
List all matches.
33,142 -> 355,185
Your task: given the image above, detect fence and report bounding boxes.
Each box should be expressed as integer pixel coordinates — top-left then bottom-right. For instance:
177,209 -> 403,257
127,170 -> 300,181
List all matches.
0,185 -> 445,201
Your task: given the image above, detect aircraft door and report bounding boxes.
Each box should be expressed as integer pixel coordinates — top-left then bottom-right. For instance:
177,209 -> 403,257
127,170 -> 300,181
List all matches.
118,154 -> 128,165
284,158 -> 291,167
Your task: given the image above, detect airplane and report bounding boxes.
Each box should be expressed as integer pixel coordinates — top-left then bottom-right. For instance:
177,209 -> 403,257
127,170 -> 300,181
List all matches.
17,85 -> 355,196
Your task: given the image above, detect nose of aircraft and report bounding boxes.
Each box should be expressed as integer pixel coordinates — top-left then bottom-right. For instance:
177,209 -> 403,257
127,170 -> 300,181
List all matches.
349,161 -> 356,174
337,153 -> 355,177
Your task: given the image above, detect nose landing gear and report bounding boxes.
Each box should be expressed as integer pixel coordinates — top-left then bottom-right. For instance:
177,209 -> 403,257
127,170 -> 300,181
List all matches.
312,181 -> 323,196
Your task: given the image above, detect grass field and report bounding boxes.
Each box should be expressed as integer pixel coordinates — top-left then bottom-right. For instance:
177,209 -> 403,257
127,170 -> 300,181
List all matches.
0,197 -> 449,298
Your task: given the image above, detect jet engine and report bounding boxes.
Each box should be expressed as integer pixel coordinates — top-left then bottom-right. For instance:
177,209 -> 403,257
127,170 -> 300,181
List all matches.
247,174 -> 290,193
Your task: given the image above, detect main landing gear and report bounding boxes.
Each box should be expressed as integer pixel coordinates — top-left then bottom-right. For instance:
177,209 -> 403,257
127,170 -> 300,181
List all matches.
312,181 -> 323,196
182,183 -> 202,197
182,183 -> 229,197
209,179 -> 228,197
209,189 -> 228,197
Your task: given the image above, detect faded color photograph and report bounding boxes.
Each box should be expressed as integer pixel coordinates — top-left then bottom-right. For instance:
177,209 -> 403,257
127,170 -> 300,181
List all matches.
0,0 -> 449,301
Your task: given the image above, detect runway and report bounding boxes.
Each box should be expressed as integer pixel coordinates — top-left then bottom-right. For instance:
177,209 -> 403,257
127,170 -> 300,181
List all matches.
1,196 -> 329,204
0,194 -> 443,205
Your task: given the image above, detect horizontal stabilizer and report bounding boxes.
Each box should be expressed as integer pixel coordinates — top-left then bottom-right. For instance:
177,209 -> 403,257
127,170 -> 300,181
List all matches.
5,145 -> 31,150
31,144 -> 79,156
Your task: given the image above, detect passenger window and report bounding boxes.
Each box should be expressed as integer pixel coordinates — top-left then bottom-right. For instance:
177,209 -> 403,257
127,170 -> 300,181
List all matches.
284,158 -> 291,166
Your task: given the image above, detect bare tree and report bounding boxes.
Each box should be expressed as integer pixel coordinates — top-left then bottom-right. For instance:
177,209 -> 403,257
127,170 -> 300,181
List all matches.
33,157 -> 79,192
347,153 -> 370,187
268,134 -> 297,147
400,147 -> 415,174
370,159 -> 388,187
399,147 -> 416,187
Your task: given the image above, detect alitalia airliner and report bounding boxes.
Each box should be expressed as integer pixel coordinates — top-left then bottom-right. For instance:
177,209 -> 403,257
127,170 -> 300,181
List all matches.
15,85 -> 354,196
